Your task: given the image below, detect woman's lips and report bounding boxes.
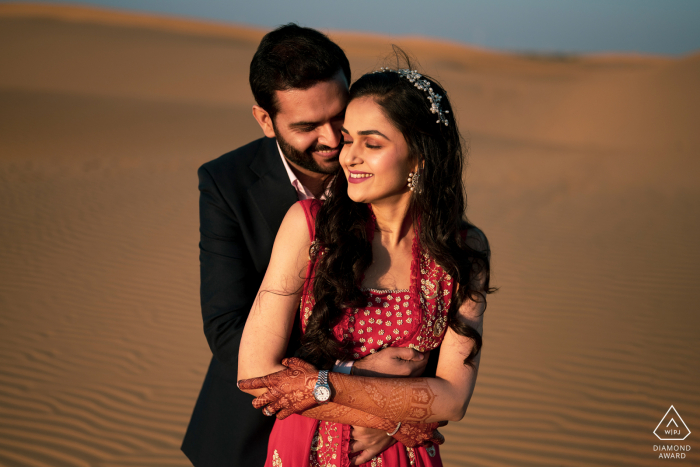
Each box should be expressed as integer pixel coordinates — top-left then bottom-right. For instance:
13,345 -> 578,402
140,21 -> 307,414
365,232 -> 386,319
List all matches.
347,171 -> 374,184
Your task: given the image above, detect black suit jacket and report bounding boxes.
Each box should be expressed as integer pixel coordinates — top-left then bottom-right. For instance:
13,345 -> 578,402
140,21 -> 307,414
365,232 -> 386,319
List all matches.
182,137 -> 300,467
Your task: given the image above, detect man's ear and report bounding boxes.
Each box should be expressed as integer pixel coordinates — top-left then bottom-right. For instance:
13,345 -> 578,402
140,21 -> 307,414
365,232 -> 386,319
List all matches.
252,105 -> 277,139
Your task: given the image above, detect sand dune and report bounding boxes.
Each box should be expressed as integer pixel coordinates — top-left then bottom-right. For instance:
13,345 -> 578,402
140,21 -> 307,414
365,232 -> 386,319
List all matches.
0,4 -> 699,467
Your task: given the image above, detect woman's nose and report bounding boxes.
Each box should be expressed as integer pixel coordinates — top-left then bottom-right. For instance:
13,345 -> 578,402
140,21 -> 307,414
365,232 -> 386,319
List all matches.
341,141 -> 362,167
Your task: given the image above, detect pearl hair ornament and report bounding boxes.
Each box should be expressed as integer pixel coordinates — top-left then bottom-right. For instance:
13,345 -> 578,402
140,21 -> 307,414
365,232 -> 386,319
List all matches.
375,67 -> 450,126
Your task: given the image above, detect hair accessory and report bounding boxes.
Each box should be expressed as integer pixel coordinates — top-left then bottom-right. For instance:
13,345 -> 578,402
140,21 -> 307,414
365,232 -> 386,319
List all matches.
375,68 -> 449,126
407,171 -> 421,193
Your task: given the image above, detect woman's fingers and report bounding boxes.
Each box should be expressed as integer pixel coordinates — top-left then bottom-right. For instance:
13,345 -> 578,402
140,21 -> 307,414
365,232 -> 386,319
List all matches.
275,398 -> 317,420
251,385 -> 283,409
237,376 -> 267,391
263,395 -> 289,415
252,391 -> 277,409
275,406 -> 296,420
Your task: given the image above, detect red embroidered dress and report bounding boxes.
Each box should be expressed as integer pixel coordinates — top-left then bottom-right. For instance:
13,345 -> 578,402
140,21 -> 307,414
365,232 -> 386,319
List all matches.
264,200 -> 454,467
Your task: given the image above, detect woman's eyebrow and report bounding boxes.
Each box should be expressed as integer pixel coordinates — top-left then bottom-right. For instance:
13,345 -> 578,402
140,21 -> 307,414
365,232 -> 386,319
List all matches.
340,128 -> 391,141
358,130 -> 390,141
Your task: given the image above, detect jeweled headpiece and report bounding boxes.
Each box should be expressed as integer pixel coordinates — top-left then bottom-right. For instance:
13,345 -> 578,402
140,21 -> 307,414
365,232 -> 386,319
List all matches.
375,67 -> 449,126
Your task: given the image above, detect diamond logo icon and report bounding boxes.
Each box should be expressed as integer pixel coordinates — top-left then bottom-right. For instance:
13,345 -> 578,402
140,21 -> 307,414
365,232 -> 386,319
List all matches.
654,405 -> 691,441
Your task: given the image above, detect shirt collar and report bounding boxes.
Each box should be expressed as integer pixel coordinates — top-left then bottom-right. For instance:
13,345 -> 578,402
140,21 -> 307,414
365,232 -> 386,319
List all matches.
277,141 -> 327,201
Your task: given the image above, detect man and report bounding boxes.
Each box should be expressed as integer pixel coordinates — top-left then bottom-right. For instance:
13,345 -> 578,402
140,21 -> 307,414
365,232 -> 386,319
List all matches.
181,24 -> 435,467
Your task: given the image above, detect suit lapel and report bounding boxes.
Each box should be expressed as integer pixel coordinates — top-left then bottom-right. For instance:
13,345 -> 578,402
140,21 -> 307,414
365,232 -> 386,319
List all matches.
247,138 -> 298,237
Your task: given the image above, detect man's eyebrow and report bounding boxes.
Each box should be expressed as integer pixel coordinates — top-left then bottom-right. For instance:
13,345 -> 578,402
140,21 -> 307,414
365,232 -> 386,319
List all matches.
289,110 -> 345,130
289,120 -> 321,129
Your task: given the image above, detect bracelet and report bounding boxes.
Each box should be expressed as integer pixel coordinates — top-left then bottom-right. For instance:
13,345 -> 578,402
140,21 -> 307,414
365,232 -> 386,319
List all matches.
386,421 -> 401,436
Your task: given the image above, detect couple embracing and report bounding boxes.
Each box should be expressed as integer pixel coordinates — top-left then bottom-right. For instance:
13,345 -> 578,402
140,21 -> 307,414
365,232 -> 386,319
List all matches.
182,23 -> 492,467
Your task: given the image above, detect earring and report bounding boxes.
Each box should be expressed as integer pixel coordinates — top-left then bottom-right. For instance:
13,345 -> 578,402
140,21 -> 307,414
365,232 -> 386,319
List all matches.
407,171 -> 421,193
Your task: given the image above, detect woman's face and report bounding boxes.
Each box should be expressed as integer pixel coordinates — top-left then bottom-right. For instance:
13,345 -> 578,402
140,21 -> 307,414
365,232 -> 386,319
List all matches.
340,97 -> 416,204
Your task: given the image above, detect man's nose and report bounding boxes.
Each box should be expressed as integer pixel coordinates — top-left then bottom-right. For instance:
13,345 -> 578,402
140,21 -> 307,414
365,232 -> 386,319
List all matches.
318,122 -> 342,149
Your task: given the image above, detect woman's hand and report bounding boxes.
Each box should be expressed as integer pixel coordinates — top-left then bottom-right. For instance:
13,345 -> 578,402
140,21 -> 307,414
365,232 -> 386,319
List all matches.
238,357 -> 320,419
394,421 -> 446,447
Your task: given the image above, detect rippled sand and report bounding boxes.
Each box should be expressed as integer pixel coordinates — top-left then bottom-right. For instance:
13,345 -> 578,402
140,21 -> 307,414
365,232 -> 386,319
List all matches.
0,4 -> 698,466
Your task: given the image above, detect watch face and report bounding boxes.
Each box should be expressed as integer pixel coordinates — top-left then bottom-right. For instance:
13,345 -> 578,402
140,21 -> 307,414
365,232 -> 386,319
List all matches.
314,386 -> 331,402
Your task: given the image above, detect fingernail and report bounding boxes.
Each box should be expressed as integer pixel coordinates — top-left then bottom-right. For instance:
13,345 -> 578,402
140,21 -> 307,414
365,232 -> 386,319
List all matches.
236,380 -> 241,389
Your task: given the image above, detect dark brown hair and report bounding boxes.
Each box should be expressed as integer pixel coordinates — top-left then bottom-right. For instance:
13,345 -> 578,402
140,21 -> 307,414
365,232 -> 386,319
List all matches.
250,23 -> 351,119
299,54 -> 495,370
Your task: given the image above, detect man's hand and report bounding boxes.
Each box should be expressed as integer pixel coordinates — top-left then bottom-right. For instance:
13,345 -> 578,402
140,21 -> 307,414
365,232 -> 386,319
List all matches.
349,426 -> 396,465
353,347 -> 430,378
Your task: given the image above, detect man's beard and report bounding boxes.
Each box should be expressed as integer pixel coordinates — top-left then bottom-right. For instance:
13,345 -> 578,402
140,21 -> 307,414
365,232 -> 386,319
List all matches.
275,129 -> 340,175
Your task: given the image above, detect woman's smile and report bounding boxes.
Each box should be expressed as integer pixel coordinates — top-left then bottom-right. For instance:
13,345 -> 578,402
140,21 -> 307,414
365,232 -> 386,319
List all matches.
348,170 -> 375,183
340,97 -> 414,202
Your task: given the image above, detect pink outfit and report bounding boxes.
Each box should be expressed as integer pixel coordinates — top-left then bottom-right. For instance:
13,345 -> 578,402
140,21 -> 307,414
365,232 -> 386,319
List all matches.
265,199 -> 454,467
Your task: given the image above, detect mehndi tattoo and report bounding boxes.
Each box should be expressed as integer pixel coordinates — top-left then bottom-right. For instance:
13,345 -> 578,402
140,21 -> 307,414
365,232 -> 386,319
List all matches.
328,372 -> 436,423
238,358 -> 444,447
238,357 -> 319,419
301,403 -> 443,447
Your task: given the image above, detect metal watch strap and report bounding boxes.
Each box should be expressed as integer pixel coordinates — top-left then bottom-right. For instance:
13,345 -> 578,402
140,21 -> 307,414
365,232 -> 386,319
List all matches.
312,370 -> 332,404
317,370 -> 329,386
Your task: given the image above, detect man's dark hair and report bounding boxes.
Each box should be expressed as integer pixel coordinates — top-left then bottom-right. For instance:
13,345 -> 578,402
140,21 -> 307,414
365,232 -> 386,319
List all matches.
250,23 -> 351,119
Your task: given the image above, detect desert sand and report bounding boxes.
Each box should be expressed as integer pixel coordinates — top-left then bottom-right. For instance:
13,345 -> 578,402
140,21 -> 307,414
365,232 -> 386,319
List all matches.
0,4 -> 699,466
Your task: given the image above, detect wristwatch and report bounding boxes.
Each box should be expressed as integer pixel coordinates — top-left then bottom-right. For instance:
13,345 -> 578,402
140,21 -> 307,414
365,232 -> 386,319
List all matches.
313,370 -> 332,404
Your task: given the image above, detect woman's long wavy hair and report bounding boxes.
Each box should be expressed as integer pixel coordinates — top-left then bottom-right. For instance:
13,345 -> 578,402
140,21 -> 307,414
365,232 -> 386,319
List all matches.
298,54 -> 495,370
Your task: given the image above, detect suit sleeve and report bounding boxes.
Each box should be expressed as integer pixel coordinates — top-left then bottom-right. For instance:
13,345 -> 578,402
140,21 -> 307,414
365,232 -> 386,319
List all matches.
198,164 -> 259,367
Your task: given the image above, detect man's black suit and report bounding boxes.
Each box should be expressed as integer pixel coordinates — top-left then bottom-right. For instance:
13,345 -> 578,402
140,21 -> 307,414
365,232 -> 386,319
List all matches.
181,137 -> 300,467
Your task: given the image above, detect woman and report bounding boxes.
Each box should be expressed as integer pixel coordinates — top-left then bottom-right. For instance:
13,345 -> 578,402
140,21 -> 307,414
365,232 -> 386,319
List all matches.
238,61 -> 493,467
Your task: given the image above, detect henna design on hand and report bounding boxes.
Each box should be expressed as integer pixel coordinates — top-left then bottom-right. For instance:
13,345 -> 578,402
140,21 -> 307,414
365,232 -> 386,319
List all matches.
302,404 -> 445,448
239,359 -> 446,447
328,373 -> 436,423
237,357 -> 319,419
397,421 -> 445,447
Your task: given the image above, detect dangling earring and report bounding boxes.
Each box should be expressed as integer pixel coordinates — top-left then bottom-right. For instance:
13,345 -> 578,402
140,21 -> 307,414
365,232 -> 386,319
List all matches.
407,170 -> 421,193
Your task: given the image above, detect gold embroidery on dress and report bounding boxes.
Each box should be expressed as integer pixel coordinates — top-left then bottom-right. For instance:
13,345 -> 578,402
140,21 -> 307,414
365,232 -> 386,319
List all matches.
310,421 -> 339,467
406,446 -> 417,466
310,430 -> 323,451
272,449 -> 283,467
